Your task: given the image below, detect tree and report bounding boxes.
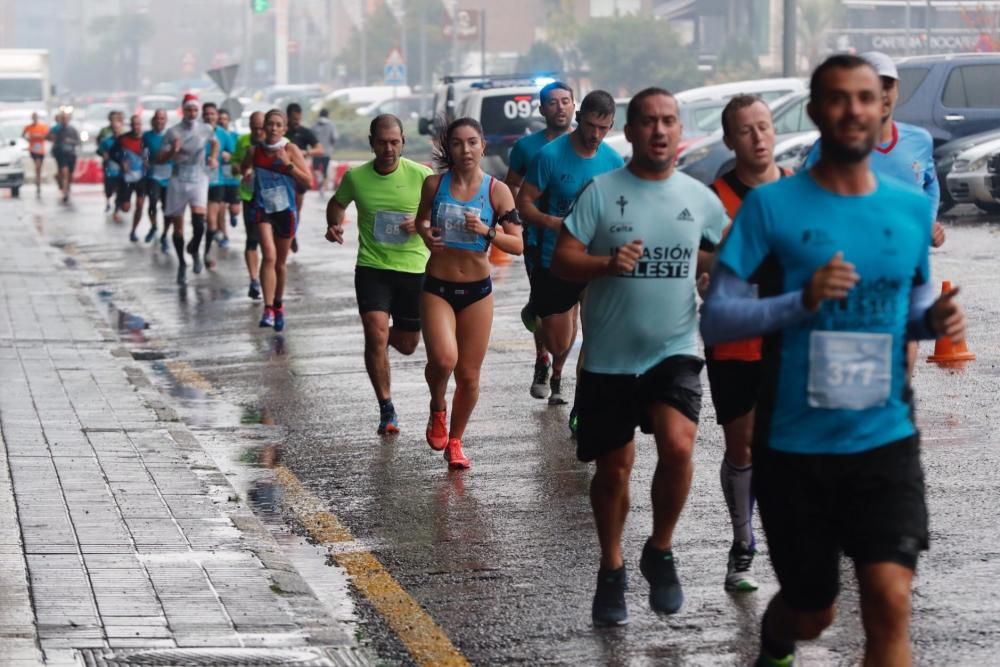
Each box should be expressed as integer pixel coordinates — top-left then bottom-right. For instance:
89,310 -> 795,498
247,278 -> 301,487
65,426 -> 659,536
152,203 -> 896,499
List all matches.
85,13 -> 155,90
798,0 -> 845,68
711,36 -> 762,84
516,41 -> 563,74
337,0 -> 453,88
578,16 -> 703,96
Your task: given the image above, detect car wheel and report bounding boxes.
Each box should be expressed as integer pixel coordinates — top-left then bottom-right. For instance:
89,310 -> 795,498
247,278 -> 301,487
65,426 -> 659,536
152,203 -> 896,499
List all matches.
974,201 -> 1000,214
10,186 -> 19,198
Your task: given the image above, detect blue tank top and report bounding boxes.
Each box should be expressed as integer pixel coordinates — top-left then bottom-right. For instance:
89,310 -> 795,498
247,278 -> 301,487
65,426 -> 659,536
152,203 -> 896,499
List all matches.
251,145 -> 297,215
430,171 -> 496,253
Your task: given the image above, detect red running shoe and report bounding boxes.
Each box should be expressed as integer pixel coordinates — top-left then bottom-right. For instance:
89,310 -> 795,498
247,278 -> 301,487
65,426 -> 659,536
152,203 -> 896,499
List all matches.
426,410 -> 448,451
444,438 -> 471,470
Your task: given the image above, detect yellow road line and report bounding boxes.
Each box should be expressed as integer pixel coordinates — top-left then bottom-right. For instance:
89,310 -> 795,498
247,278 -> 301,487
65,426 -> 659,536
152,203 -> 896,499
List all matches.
162,362 -> 469,666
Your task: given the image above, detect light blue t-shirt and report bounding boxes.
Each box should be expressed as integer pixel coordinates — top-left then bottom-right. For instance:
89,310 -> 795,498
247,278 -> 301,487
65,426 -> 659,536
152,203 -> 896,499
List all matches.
208,126 -> 237,186
142,130 -> 171,186
525,133 -> 624,268
564,167 -> 725,375
718,171 -> 932,455
804,121 -> 939,223
509,130 -> 557,255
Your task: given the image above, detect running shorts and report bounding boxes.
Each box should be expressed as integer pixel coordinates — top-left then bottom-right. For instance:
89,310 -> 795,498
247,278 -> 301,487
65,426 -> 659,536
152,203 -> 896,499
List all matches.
208,185 -> 226,203
141,179 -> 165,213
576,354 -> 704,463
354,265 -> 423,332
754,434 -> 928,612
256,209 -> 297,239
164,176 -> 209,217
530,266 -> 585,318
312,156 -> 331,174
115,181 -> 139,207
706,358 -> 762,425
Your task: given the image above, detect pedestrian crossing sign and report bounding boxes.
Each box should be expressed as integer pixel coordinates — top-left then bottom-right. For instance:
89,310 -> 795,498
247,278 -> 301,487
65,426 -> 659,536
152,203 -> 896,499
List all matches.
384,48 -> 407,86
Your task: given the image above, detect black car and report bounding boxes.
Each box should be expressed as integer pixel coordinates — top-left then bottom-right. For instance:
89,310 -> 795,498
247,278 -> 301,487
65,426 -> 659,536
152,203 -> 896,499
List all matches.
894,53 -> 1000,146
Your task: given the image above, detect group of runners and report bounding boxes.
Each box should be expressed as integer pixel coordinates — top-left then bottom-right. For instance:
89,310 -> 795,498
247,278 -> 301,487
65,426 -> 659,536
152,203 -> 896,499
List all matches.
24,50 -> 966,664
324,51 -> 965,667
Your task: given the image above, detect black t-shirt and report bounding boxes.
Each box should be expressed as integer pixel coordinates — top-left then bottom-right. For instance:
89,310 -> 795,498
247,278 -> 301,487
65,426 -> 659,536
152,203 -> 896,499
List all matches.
286,126 -> 318,151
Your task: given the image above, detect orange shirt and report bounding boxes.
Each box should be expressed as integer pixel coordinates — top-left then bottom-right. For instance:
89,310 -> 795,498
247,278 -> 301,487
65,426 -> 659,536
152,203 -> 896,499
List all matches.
23,122 -> 49,155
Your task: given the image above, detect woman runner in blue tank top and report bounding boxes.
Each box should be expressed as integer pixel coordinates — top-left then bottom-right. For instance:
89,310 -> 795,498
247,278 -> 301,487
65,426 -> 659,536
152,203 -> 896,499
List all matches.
240,109 -> 311,332
415,118 -> 524,470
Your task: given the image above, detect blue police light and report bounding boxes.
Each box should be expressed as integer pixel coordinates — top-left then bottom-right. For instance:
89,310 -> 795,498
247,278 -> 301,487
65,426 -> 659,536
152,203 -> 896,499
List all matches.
534,76 -> 557,88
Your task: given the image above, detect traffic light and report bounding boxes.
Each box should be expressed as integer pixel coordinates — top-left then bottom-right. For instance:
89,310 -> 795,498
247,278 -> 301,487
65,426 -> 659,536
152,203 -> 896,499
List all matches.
251,0 -> 269,13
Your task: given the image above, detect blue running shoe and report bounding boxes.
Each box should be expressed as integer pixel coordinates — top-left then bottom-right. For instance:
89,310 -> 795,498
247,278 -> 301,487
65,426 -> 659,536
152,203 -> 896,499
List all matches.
592,565 -> 628,627
160,234 -> 169,254
144,227 -> 157,243
378,407 -> 399,435
273,306 -> 285,332
259,307 -> 275,328
640,539 -> 683,614
248,279 -> 261,300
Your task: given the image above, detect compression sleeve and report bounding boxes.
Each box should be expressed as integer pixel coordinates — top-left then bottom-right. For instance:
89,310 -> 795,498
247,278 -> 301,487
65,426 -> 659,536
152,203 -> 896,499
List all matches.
700,265 -> 813,344
906,278 -> 938,341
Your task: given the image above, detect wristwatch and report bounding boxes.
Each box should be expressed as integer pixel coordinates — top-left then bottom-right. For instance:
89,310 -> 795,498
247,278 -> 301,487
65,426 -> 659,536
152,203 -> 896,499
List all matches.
485,227 -> 497,241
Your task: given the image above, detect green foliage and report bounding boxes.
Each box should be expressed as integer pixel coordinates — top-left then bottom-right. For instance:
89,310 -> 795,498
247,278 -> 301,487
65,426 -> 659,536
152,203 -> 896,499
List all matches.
337,0 -> 452,87
799,0 -> 846,68
711,36 -> 762,83
578,16 -> 703,96
517,41 -> 563,74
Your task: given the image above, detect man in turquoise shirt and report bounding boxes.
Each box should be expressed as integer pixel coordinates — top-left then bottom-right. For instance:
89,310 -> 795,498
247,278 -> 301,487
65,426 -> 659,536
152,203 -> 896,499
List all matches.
553,88 -> 723,627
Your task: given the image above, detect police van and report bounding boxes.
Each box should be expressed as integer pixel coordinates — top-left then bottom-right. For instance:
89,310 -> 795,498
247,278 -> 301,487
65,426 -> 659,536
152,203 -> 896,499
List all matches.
418,74 -> 553,177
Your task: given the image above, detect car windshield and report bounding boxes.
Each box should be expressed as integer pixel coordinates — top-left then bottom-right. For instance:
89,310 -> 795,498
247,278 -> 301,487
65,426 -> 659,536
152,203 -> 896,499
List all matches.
0,78 -> 43,103
680,102 -> 726,138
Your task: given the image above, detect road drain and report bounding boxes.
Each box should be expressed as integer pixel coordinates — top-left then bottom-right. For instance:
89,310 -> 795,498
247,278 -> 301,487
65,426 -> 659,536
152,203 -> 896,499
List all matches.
77,647 -> 369,667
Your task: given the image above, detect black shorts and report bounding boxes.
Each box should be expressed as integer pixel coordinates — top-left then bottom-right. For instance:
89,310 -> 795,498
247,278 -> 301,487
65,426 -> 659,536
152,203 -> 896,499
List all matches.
30,152 -> 44,164
354,266 -> 423,332
104,174 -> 122,198
530,266 -> 584,318
706,358 -> 761,425
115,181 -> 140,206
209,184 -> 239,204
256,209 -> 297,239
423,275 -> 492,313
312,156 -> 330,173
754,435 -> 928,612
55,153 -> 76,173
141,179 -> 165,211
576,355 -> 704,463
243,201 -> 259,248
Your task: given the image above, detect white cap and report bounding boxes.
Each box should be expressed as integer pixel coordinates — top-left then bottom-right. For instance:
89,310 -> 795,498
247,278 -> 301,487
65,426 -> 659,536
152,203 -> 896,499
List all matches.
861,51 -> 898,80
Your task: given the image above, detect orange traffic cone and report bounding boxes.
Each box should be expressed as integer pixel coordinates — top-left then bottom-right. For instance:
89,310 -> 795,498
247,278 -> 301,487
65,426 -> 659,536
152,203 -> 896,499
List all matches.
927,281 -> 975,363
489,241 -> 512,266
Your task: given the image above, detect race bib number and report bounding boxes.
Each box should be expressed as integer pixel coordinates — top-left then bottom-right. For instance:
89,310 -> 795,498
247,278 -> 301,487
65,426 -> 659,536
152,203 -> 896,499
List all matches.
437,203 -> 481,248
261,185 -> 290,213
373,211 -> 411,244
151,162 -> 172,181
808,331 -> 892,410
30,141 -> 44,154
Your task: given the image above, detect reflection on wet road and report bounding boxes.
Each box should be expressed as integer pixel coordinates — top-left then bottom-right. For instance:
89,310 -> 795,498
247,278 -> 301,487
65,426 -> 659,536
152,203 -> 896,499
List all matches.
16,186 -> 1000,665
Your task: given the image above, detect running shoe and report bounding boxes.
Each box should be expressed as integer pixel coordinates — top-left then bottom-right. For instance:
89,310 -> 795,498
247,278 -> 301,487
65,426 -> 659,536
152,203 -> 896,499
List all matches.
129,230 -> 138,243
230,214 -> 238,228
248,279 -> 261,300
378,406 -> 399,435
444,438 -> 471,470
426,410 -> 448,451
639,539 -> 684,614
592,565 -> 629,627
530,357 -> 551,399
144,227 -> 157,243
724,540 -> 758,592
160,234 -> 170,254
176,265 -> 187,286
273,305 -> 285,332
754,654 -> 794,667
548,375 -> 568,406
192,253 -> 204,274
219,237 -> 230,249
520,302 -> 539,333
259,307 -> 275,328
568,406 -> 579,437
214,230 -> 225,243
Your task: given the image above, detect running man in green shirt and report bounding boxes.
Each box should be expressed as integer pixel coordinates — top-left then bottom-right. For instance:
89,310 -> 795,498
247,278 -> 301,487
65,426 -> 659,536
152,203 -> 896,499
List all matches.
325,114 -> 432,435
233,111 -> 266,300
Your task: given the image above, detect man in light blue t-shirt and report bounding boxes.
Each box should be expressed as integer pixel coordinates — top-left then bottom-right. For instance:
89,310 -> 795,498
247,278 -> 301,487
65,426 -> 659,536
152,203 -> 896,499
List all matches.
552,88 -> 724,628
516,90 -> 624,415
504,81 -> 575,402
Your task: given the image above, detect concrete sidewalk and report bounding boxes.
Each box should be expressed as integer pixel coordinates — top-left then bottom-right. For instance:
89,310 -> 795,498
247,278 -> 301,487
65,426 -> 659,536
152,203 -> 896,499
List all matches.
0,214 -> 371,665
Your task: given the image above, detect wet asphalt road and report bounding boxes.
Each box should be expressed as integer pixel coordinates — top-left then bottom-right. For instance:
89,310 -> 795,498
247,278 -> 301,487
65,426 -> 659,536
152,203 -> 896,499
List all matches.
9,184 -> 1000,666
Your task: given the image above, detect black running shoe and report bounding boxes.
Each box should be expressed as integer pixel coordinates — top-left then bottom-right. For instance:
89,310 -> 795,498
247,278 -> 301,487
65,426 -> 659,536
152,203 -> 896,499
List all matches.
592,565 -> 628,627
639,539 -> 683,614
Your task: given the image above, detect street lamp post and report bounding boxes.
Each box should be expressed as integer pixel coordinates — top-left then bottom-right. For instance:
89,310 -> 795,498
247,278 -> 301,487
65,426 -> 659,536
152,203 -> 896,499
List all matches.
783,0 -> 796,76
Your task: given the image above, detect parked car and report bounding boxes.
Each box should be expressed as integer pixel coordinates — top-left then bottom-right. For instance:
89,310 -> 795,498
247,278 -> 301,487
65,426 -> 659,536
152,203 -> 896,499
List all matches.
356,95 -> 431,121
894,53 -> 1000,146
988,153 -> 1000,202
933,128 -> 1000,211
944,136 -> 1000,214
0,124 -> 26,197
677,92 -> 814,184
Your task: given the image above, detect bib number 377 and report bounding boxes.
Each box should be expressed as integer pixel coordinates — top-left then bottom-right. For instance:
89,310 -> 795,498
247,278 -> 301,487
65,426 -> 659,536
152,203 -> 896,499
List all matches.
808,331 -> 892,410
